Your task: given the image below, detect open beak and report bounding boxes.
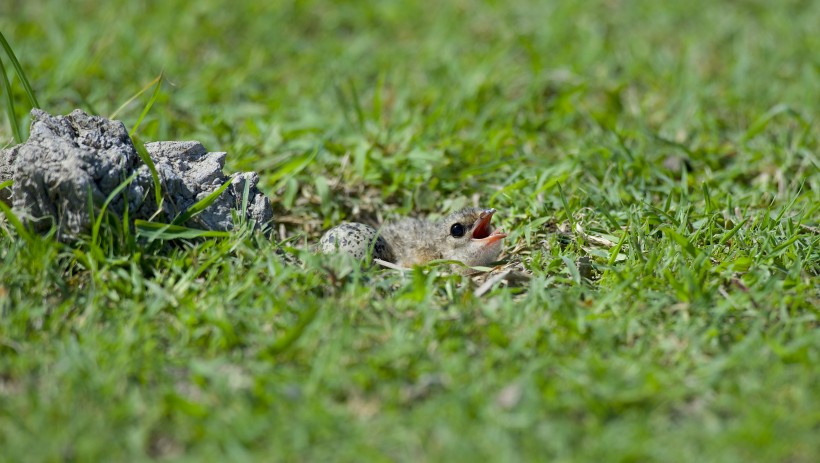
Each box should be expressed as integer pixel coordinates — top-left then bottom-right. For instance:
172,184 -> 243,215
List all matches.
471,208 -> 507,245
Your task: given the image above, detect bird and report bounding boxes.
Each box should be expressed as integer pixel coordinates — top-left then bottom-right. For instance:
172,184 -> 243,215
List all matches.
319,207 -> 507,269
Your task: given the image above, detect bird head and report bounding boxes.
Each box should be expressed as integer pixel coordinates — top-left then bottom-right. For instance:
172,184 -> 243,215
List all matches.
436,207 -> 507,267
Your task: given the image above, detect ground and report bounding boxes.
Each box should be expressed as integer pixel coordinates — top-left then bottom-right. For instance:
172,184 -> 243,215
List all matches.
1,0 -> 819,461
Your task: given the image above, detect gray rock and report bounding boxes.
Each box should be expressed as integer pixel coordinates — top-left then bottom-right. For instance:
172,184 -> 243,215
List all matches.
0,144 -> 17,204
144,141 -> 273,232
0,109 -> 273,239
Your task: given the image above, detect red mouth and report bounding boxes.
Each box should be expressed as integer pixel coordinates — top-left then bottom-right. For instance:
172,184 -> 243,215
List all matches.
472,209 -> 507,244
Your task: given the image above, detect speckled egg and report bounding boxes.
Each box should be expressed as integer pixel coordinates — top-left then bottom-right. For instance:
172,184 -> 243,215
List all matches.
319,222 -> 395,262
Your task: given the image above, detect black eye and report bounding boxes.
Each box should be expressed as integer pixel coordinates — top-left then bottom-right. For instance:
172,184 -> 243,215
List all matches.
450,223 -> 465,237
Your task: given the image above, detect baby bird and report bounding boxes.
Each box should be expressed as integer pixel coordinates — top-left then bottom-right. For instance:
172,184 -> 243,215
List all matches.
319,207 -> 507,268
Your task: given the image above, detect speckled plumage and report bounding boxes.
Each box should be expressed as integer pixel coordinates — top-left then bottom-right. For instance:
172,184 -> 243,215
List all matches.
320,207 -> 507,269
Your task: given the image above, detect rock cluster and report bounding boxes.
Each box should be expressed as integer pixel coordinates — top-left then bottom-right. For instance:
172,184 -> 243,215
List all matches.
0,109 -> 273,239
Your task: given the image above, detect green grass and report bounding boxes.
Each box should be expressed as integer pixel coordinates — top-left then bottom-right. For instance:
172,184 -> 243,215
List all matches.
1,0 -> 819,461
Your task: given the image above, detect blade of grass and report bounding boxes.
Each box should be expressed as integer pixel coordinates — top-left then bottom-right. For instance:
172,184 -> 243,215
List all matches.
263,301 -> 320,356
128,72 -> 163,137
741,104 -> 803,142
608,228 -> 629,265
134,220 -> 231,241
347,78 -> 366,131
171,179 -> 232,226
718,217 -> 748,247
557,182 -> 581,246
109,72 -> 162,120
769,234 -> 801,256
662,227 -> 699,258
0,31 -> 40,108
333,82 -> 354,129
265,146 -> 320,192
0,57 -> 22,143
122,200 -> 134,252
372,71 -> 385,125
561,256 -> 581,285
91,172 -> 137,245
131,135 -> 163,210
240,176 -> 250,226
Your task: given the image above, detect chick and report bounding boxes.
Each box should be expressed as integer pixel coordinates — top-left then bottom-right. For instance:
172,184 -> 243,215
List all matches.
319,207 -> 507,268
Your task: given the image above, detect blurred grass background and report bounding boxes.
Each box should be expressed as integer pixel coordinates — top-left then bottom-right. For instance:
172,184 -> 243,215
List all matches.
1,0 -> 819,461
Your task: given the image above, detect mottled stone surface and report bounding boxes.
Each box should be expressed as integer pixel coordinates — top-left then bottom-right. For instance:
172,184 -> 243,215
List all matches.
0,109 -> 273,239
0,143 -> 17,204
145,141 -> 273,233
4,109 -> 155,234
